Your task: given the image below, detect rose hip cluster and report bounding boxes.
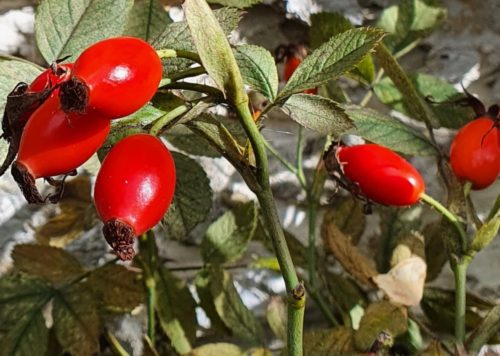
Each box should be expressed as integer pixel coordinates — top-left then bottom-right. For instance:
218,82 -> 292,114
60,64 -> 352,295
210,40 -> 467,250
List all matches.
323,92 -> 499,210
1,37 -> 176,260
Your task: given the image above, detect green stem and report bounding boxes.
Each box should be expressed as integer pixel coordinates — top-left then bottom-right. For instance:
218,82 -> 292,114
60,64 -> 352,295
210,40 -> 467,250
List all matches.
263,139 -> 300,180
105,329 -> 130,356
452,259 -> 469,344
420,193 -> 468,252
138,232 -> 158,346
161,82 -> 223,98
235,102 -> 303,356
306,202 -> 317,291
295,127 -> 307,189
149,105 -> 190,136
169,66 -> 206,81
146,276 -> 156,344
156,49 -> 202,63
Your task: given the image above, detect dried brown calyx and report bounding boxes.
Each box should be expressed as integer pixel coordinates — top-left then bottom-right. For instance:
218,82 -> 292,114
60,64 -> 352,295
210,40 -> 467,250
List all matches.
103,218 -> 136,261
11,161 -> 76,204
0,83 -> 54,176
59,76 -> 89,114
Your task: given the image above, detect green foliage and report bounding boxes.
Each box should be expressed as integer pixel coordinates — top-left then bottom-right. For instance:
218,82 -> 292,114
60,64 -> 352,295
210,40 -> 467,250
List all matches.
202,201 -> 258,264
234,45 -> 279,101
378,0 -> 446,56
344,105 -> 437,156
35,0 -> 134,64
277,28 -> 385,100
162,152 -> 213,240
283,94 -> 353,136
373,74 -> 474,129
124,0 -> 172,42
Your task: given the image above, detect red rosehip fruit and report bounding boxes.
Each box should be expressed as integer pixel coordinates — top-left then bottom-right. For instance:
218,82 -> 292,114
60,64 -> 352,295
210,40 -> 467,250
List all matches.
94,134 -> 176,261
450,117 -> 500,189
11,94 -> 110,203
59,37 -> 162,119
336,144 -> 425,206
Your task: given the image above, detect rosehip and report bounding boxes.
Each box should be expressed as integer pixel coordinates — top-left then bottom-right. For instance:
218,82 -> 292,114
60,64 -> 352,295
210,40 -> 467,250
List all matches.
94,134 -> 176,261
334,144 -> 425,206
450,117 -> 500,189
60,37 -> 162,119
11,94 -> 110,203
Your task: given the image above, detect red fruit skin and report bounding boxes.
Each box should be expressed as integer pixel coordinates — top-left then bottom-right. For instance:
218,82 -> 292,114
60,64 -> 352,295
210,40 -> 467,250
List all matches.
94,134 -> 176,236
16,94 -> 110,178
28,63 -> 73,93
283,56 -> 317,95
450,117 -> 500,190
337,144 -> 425,206
69,37 -> 162,118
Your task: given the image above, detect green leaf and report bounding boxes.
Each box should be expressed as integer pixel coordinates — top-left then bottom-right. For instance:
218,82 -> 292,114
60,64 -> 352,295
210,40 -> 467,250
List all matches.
378,0 -> 446,56
153,8 -> 241,74
344,105 -> 437,156
88,264 -> 144,312
165,125 -> 221,158
421,287 -> 491,335
277,28 -> 385,100
303,327 -> 356,355
374,44 -> 438,128
0,310 -> 48,356
162,152 -> 213,240
373,74 -> 473,129
184,0 -> 246,105
35,0 -> 134,64
208,0 -> 261,9
155,267 -> 197,355
467,304 -> 500,352
195,269 -> 228,335
354,301 -> 408,351
234,45 -> 279,101
324,271 -> 367,313
266,297 -> 287,341
12,244 -> 84,284
0,276 -> 52,329
423,222 -> 448,282
124,0 -> 172,42
310,12 -> 375,83
53,283 -> 100,356
324,197 -> 366,245
468,216 -> 500,256
283,94 -> 353,136
205,266 -> 264,344
99,104 -> 166,159
191,343 -> 244,356
202,201 -> 257,264
185,115 -> 252,181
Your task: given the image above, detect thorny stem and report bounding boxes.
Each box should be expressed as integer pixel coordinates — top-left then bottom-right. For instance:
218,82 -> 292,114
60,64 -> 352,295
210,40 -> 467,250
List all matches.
235,101 -> 304,356
149,105 -> 190,136
420,193 -> 468,253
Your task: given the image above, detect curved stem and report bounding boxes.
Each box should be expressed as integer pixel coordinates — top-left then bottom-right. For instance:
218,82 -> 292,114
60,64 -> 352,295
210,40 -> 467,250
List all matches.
263,139 -> 300,180
235,101 -> 303,356
420,193 -> 468,252
156,49 -> 202,64
169,66 -> 206,81
161,82 -> 223,98
149,105 -> 190,136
